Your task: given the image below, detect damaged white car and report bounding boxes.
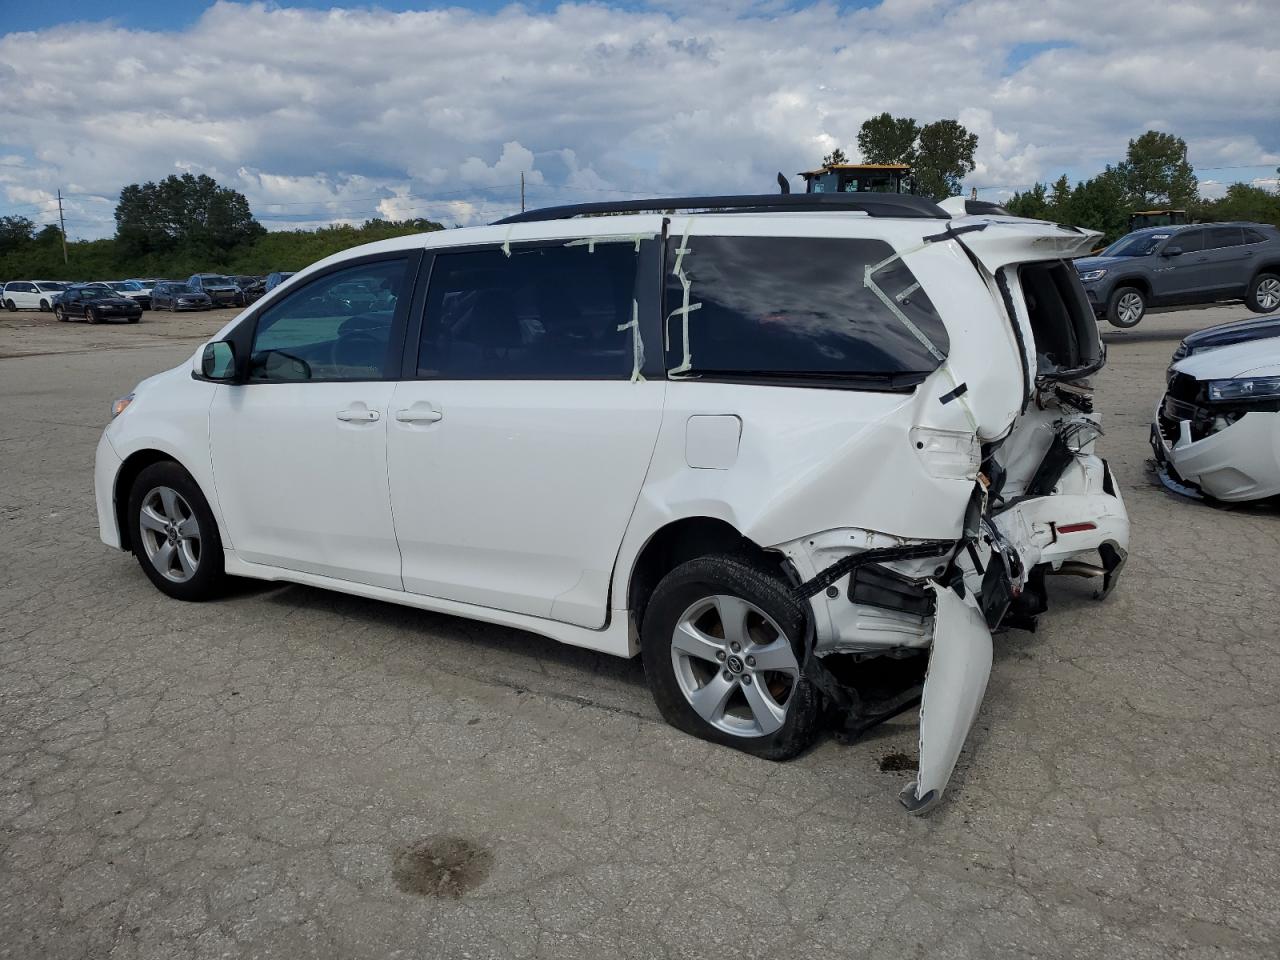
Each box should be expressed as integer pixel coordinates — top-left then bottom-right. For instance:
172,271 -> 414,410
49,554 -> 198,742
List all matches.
94,193 -> 1128,813
1154,317 -> 1280,501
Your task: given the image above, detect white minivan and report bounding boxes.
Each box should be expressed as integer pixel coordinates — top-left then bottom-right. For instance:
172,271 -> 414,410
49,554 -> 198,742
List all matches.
3,279 -> 69,311
95,194 -> 1129,813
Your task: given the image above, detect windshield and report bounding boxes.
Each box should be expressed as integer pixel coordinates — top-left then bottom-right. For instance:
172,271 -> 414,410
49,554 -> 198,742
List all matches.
37,282 -> 68,291
202,276 -> 233,286
1102,233 -> 1169,258
173,285 -> 197,294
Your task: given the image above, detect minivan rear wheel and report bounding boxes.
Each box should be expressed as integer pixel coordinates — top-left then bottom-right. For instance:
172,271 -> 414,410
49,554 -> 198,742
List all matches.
1246,273 -> 1280,313
1107,286 -> 1146,328
641,555 -> 820,760
127,461 -> 227,601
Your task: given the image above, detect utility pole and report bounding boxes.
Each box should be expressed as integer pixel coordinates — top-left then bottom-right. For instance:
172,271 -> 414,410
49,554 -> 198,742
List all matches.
57,189 -> 68,266
520,172 -> 525,213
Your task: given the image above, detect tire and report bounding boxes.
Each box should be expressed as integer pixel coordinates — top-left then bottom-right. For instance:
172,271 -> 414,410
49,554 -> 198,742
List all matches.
127,461 -> 227,601
640,554 -> 820,761
54,306 -> 66,322
1106,286 -> 1146,328
86,307 -> 99,325
3,299 -> 14,312
1246,272 -> 1280,314
127,315 -> 140,324
38,299 -> 50,312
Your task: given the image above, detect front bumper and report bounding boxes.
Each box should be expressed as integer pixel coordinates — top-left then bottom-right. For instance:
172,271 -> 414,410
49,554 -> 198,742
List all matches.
1151,400 -> 1280,501
95,432 -> 124,549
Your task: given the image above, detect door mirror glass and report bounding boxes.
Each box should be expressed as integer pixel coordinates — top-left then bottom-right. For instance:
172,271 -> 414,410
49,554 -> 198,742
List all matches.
201,340 -> 238,381
1162,245 -> 1183,257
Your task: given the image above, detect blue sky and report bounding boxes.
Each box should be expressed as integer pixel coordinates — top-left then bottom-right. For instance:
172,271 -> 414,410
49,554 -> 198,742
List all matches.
1,1 -> 1276,237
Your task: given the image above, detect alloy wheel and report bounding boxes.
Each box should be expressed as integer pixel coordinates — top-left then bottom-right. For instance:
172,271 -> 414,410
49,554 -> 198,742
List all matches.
670,594 -> 800,738
138,486 -> 201,583
1257,278 -> 1280,311
1117,292 -> 1144,325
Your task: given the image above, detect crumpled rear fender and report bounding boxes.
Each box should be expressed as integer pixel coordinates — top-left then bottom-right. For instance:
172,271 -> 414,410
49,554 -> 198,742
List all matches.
899,582 -> 993,815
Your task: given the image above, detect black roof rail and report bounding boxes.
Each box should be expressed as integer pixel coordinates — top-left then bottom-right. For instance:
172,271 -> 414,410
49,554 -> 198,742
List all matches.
493,193 -> 949,225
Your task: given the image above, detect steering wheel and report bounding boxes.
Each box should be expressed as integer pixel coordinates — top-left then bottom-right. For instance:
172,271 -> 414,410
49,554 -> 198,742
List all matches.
327,329 -> 384,373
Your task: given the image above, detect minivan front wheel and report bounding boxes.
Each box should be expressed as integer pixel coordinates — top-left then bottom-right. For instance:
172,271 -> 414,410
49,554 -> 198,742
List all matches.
1246,273 -> 1280,313
1107,286 -> 1147,328
641,555 -> 820,760
127,461 -> 226,601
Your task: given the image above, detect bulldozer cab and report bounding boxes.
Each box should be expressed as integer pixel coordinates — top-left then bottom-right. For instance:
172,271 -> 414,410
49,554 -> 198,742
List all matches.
801,163 -> 913,194
1128,209 -> 1189,231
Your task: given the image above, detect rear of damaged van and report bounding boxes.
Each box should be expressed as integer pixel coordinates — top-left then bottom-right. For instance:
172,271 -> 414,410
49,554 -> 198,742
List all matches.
656,214 -> 1128,813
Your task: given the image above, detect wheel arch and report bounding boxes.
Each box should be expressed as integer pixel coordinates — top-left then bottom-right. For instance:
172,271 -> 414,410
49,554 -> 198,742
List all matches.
625,516 -> 783,637
1111,276 -> 1151,299
1251,262 -> 1280,282
113,449 -> 205,552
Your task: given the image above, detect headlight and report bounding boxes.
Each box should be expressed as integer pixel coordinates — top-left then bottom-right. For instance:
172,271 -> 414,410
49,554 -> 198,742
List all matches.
1077,269 -> 1107,282
111,392 -> 135,419
1207,376 -> 1280,402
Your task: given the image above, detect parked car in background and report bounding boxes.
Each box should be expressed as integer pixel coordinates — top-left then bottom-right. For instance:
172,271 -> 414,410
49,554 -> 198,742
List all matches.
1075,222 -> 1280,328
3,280 -> 70,311
53,285 -> 143,324
151,282 -> 213,312
1154,324 -> 1280,502
187,274 -> 245,307
233,275 -> 267,304
95,193 -> 1129,814
264,271 -> 294,292
97,280 -> 152,309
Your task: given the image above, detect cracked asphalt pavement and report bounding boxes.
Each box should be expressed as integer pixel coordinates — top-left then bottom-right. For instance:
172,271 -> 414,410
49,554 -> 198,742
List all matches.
2,304 -> 1278,959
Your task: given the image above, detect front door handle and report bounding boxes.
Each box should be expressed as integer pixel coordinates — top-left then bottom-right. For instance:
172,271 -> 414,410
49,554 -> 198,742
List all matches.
395,406 -> 443,424
336,407 -> 380,422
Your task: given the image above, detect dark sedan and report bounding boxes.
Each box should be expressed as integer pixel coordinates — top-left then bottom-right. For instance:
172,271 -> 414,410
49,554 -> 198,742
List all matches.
151,282 -> 214,311
53,285 -> 143,324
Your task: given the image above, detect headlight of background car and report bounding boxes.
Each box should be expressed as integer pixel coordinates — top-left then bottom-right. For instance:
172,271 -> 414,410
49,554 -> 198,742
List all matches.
1207,376 -> 1280,402
1077,269 -> 1107,282
110,393 -> 134,419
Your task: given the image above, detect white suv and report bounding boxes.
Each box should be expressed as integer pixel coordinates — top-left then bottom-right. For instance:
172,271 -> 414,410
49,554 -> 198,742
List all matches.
3,280 -> 70,311
94,194 -> 1129,813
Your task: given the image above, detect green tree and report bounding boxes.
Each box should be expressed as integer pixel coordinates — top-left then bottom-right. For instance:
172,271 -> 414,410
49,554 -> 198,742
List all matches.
856,113 -> 920,165
821,147 -> 849,167
0,215 -> 35,255
1005,182 -> 1049,220
914,119 -> 978,199
1118,131 -> 1198,208
115,173 -> 264,257
1193,182 -> 1280,226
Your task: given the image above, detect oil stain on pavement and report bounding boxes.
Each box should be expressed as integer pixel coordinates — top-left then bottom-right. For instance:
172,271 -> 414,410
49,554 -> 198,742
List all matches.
392,837 -> 494,898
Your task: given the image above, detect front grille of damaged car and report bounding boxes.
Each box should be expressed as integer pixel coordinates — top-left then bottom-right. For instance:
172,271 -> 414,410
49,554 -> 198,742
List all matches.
1159,374 -> 1250,443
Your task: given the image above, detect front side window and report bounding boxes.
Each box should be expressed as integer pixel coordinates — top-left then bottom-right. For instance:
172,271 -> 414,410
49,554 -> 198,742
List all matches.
249,257 -> 409,382
663,235 -> 948,385
417,242 -> 642,380
1170,230 -> 1204,254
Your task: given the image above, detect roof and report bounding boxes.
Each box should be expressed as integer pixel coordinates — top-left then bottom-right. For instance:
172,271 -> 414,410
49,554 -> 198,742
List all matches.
494,192 -> 948,224
799,163 -> 911,177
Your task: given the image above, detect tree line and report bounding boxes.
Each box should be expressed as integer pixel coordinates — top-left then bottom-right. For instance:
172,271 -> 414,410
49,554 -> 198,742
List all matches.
822,112 -> 980,200
1003,131 -> 1280,242
0,173 -> 443,280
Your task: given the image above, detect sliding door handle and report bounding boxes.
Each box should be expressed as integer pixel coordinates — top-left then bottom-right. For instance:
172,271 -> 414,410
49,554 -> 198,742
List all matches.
395,407 -> 443,424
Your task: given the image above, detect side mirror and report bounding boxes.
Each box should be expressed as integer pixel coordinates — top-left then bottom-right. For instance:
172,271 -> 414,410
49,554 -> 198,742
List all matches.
1162,246 -> 1183,257
200,340 -> 238,381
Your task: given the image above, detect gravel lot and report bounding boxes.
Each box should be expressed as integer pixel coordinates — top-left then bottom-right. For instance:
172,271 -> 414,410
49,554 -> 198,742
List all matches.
1,302 -> 1277,959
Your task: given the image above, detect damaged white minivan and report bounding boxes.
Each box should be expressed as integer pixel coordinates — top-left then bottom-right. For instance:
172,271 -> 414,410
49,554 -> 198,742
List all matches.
94,193 -> 1129,813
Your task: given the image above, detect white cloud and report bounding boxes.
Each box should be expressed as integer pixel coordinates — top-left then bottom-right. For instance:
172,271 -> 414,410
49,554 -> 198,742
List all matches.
0,0 -> 1276,239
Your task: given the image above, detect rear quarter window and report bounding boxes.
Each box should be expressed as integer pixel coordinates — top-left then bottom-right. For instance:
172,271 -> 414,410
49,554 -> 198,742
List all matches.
664,235 -> 947,386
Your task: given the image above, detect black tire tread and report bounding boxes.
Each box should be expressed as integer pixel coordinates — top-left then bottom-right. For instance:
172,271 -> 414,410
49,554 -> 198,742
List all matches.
640,553 -> 820,762
126,461 -> 227,602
